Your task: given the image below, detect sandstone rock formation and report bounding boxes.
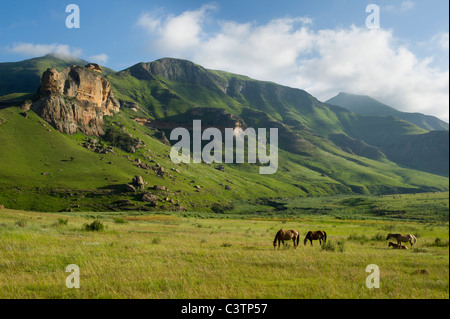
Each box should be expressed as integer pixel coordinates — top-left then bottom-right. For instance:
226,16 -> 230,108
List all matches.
32,65 -> 120,136
85,63 -> 103,73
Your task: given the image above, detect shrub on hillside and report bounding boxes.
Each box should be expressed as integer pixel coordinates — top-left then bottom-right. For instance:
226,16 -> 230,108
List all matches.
103,127 -> 140,153
321,241 -> 336,252
84,220 -> 104,232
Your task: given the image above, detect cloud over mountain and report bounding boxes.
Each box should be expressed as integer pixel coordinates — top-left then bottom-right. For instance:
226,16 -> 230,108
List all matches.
7,42 -> 82,58
137,5 -> 449,122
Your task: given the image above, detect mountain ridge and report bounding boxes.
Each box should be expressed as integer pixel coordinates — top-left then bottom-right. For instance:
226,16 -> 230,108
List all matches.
326,92 -> 449,131
0,55 -> 448,212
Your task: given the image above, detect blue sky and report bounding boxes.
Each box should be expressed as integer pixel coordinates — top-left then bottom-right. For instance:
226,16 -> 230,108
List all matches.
0,0 -> 449,121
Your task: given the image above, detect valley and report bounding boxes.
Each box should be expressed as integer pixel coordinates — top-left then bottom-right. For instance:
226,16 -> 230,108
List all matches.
0,55 -> 448,214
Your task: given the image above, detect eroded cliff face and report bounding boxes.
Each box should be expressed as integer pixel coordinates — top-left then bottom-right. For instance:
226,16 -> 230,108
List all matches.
33,65 -> 120,136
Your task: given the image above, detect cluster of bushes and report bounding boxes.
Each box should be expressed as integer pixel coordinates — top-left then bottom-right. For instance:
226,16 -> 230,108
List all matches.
429,238 -> 449,247
211,202 -> 235,214
83,220 -> 104,231
103,127 -> 140,153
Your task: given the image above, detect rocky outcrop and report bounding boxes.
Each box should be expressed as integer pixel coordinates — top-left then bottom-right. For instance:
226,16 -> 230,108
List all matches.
120,100 -> 140,112
131,175 -> 146,190
85,63 -> 103,73
32,65 -> 120,136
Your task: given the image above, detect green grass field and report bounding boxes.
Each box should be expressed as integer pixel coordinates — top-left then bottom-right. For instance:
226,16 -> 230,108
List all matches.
1,194 -> 448,299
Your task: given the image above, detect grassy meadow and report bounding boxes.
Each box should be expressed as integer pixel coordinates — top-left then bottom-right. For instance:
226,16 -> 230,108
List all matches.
0,193 -> 448,299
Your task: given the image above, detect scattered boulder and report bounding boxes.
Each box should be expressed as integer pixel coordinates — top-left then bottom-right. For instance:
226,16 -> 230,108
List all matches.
0,204 -> 4,209
125,184 -> 136,193
120,100 -> 140,110
142,193 -> 158,201
154,185 -> 168,191
138,162 -> 152,170
225,185 -> 232,190
131,175 -> 145,190
142,193 -> 158,206
21,100 -> 32,111
155,166 -> 166,178
147,201 -> 158,208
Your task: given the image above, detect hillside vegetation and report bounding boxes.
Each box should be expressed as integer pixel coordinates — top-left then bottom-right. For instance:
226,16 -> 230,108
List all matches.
0,56 -> 448,212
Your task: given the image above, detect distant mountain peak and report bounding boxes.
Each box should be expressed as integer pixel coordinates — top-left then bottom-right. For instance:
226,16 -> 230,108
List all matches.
327,92 -> 449,131
42,53 -> 86,62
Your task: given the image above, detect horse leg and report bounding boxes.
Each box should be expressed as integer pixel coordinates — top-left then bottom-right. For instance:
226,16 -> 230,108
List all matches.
319,239 -> 322,245
293,238 -> 296,249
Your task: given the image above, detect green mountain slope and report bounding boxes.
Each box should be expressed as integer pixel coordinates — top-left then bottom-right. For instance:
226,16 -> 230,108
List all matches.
108,58 -> 449,177
0,56 -> 448,212
1,105 -> 447,212
326,92 -> 449,131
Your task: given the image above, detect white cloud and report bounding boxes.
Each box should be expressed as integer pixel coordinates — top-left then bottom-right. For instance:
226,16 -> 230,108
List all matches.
432,32 -> 449,51
89,53 -> 109,64
137,6 -> 449,122
137,4 -> 217,56
384,1 -> 415,13
7,42 -> 82,58
6,42 -> 110,66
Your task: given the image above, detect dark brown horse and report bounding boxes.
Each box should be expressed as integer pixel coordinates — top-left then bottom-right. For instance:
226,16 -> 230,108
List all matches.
388,242 -> 408,249
386,233 -> 416,248
304,230 -> 327,246
273,229 -> 300,249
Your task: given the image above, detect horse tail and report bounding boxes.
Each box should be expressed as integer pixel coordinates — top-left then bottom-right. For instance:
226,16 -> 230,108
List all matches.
412,235 -> 417,245
296,232 -> 300,246
323,231 -> 327,244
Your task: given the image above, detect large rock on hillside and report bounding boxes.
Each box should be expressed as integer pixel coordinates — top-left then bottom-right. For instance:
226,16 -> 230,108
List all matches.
32,65 -> 120,136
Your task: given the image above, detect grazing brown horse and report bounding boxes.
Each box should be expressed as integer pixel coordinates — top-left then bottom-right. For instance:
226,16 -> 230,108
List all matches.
273,229 -> 300,249
386,233 -> 416,248
304,230 -> 327,246
388,242 -> 408,249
